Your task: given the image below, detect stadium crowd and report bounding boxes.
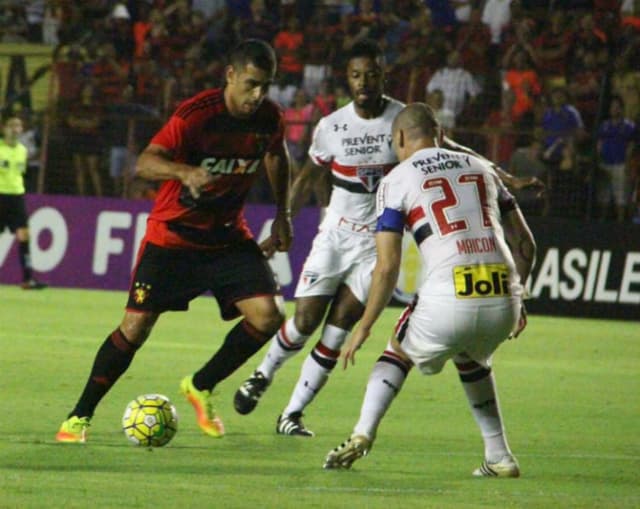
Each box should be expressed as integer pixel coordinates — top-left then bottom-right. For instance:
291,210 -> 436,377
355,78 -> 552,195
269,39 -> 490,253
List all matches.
4,0 -> 640,221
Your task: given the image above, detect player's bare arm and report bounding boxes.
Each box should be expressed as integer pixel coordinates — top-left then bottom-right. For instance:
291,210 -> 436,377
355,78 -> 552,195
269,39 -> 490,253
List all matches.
262,142 -> 293,256
442,135 -> 545,192
501,203 -> 537,338
289,159 -> 330,216
135,143 -> 215,199
344,230 -> 402,368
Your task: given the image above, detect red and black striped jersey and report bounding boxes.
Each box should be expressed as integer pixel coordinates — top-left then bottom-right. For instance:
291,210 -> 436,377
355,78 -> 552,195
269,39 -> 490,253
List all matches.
146,87 -> 285,249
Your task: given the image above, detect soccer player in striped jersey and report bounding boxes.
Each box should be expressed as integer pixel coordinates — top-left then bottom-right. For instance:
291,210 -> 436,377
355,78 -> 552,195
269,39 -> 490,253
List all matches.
324,103 -> 535,477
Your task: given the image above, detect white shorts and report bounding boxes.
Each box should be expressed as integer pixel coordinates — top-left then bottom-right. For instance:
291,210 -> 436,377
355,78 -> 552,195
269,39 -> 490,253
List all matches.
395,295 -> 520,375
294,228 -> 376,304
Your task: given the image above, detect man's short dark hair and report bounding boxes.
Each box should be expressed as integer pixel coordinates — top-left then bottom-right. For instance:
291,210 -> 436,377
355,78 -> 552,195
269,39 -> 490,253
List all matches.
229,39 -> 277,74
347,39 -> 383,63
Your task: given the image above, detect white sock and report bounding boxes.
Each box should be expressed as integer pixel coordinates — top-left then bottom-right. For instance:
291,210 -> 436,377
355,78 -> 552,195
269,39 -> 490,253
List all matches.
256,318 -> 309,380
456,361 -> 510,462
282,324 -> 348,415
353,350 -> 410,440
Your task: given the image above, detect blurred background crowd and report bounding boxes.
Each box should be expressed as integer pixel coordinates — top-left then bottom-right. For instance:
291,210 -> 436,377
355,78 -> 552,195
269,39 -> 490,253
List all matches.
2,0 -> 639,222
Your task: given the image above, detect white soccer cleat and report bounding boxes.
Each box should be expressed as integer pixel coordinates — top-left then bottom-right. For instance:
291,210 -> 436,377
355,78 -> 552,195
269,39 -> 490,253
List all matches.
472,453 -> 521,478
323,434 -> 372,469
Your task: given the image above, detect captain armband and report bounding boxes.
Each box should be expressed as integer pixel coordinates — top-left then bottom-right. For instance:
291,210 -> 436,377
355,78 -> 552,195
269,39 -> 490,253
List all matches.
375,208 -> 405,234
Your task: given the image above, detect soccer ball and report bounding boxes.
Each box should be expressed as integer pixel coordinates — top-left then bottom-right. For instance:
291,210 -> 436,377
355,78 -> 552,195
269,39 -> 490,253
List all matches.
122,394 -> 178,447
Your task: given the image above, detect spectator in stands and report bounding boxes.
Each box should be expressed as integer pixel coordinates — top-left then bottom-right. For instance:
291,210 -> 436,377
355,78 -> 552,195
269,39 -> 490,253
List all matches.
508,130 -> 549,215
0,2 -> 28,42
284,89 -> 314,173
42,0 -> 63,45
502,45 -> 541,125
541,86 -> 586,164
569,11 -> 609,73
426,49 -> 480,122
52,42 -> 91,110
611,54 -> 640,123
452,0 -> 473,24
569,49 -> 605,131
241,0 -> 279,43
25,0 -> 45,43
104,85 -> 158,197
65,82 -> 104,197
544,135 -> 587,218
301,6 -> 337,98
378,1 -> 411,66
107,3 -> 134,62
426,88 -> 455,133
596,95 -> 638,222
425,0 -> 457,33
482,0 -> 513,66
532,10 -> 573,89
311,78 -> 336,121
456,7 -> 492,86
484,87 -> 518,169
132,57 -> 163,113
273,15 -> 304,86
91,41 -> 130,106
268,73 -> 298,109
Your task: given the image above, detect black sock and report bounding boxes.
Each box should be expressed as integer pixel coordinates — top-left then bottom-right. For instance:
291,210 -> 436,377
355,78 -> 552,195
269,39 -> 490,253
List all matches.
70,329 -> 139,418
193,320 -> 270,392
18,240 -> 32,281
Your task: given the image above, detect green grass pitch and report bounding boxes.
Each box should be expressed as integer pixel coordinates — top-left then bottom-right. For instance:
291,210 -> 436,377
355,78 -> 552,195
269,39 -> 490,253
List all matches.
0,286 -> 638,508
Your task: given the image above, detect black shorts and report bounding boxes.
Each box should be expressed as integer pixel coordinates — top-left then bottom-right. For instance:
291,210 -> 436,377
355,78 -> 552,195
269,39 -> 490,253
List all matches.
126,239 -> 279,319
0,194 -> 28,233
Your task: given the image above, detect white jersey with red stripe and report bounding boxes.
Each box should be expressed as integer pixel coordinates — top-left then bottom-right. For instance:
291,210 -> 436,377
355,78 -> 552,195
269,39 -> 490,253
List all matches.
377,146 -> 524,300
309,96 -> 404,234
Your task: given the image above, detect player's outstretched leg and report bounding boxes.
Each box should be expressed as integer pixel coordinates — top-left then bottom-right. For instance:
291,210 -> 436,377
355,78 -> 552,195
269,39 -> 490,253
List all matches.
276,324 -> 349,435
323,434 -> 372,469
55,328 -> 139,443
454,356 -> 520,478
323,348 -> 411,467
234,318 -> 309,415
180,375 -> 225,438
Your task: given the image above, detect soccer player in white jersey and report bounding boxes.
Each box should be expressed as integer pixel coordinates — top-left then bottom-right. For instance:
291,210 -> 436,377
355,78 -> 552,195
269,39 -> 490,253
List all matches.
323,103 -> 536,477
233,39 -> 403,435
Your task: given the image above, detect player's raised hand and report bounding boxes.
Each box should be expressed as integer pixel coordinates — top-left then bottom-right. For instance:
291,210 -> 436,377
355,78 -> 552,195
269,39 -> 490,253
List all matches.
181,166 -> 219,199
509,302 -> 528,339
271,210 -> 293,252
343,325 -> 370,369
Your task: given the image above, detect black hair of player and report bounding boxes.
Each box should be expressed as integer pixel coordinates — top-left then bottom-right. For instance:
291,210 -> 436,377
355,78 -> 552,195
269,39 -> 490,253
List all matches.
347,39 -> 384,64
229,39 -> 277,74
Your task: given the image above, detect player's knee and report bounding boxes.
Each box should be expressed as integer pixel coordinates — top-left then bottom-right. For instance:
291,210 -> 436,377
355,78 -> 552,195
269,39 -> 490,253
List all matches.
119,313 -> 158,346
293,311 -> 321,335
254,313 -> 284,337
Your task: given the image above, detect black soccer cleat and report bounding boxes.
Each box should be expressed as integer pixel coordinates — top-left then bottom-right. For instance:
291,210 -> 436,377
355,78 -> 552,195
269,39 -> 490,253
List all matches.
21,279 -> 47,290
276,412 -> 314,437
234,370 -> 270,415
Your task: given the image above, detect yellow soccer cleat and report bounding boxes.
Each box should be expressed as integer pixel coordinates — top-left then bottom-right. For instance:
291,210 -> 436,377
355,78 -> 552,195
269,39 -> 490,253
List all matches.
323,434 -> 372,469
180,376 -> 225,438
473,454 -> 521,478
55,416 -> 91,443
